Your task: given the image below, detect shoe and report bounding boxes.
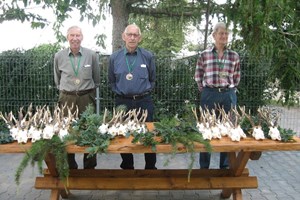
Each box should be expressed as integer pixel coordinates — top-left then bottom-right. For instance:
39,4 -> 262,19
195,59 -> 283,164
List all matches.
250,151 -> 262,160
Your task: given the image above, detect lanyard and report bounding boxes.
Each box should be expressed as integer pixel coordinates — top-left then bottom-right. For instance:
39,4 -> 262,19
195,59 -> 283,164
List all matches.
69,55 -> 81,77
124,48 -> 137,73
213,51 -> 226,69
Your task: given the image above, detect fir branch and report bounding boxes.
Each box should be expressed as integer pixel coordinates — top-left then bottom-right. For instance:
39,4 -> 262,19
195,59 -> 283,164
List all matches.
15,136 -> 68,185
69,105 -> 113,155
279,127 -> 297,142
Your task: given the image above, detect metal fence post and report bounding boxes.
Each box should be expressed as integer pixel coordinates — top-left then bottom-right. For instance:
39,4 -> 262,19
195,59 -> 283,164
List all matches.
96,87 -> 100,115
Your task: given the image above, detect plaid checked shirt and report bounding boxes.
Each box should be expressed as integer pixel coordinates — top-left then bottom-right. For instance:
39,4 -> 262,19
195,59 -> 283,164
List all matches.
194,46 -> 240,92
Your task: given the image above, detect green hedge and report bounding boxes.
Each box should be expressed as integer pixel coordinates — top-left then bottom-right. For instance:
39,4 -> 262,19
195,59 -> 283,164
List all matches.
0,47 -> 268,119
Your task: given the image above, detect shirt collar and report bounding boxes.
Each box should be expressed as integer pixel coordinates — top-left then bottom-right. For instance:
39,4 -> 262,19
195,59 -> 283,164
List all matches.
211,45 -> 228,53
68,47 -> 82,56
124,47 -> 138,55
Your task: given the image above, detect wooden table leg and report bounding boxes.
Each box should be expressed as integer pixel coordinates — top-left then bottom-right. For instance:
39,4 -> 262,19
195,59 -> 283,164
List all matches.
232,189 -> 243,200
221,152 -> 236,198
50,189 -> 60,200
44,153 -> 71,199
60,188 -> 70,198
221,151 -> 252,199
44,153 -> 59,176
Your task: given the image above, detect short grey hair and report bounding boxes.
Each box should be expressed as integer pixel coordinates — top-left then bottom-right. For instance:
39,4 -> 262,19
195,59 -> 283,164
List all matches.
67,26 -> 82,36
124,24 -> 141,35
213,22 -> 227,33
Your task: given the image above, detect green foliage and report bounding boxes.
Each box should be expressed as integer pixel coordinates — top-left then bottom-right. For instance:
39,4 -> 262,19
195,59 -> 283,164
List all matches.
152,103 -> 211,180
153,115 -> 210,181
227,0 -> 300,104
240,112 -> 297,142
15,135 -> 69,185
132,16 -> 186,55
0,119 -> 14,144
1,0 -> 299,104
153,55 -> 199,119
68,105 -> 113,156
237,54 -> 270,112
0,50 -> 278,120
278,127 -> 297,142
0,44 -> 61,114
0,0 -> 105,43
131,131 -> 159,152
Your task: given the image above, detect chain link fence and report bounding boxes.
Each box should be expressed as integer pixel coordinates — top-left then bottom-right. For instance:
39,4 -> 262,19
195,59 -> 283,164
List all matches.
0,52 -> 299,135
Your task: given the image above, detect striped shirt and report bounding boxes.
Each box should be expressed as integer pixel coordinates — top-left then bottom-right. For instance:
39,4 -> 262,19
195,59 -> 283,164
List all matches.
194,46 -> 240,92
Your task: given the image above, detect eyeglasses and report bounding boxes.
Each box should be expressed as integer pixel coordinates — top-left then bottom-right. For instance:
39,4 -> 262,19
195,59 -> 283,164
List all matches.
125,33 -> 140,38
217,31 -> 229,36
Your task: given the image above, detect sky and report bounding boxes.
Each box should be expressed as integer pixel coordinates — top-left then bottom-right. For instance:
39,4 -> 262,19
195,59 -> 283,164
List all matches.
0,0 -> 228,54
0,7 -> 113,54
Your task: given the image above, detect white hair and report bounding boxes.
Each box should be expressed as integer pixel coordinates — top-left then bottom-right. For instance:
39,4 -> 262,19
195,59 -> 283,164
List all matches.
67,26 -> 83,36
124,24 -> 141,35
213,22 -> 227,34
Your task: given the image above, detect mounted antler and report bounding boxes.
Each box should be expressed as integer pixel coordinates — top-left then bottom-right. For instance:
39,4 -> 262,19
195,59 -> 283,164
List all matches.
257,106 -> 281,141
241,108 -> 265,140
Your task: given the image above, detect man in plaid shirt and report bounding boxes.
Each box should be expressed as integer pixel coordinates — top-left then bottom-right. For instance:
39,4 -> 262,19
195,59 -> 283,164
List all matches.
194,22 -> 240,169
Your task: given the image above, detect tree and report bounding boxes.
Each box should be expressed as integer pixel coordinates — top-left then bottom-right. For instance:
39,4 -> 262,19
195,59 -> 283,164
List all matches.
1,0 -> 299,103
226,0 -> 300,105
0,0 -> 210,53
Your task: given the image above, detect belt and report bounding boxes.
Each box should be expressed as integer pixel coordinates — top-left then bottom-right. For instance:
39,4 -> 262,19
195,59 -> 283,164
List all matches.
117,92 -> 150,100
61,88 -> 95,96
204,86 -> 233,93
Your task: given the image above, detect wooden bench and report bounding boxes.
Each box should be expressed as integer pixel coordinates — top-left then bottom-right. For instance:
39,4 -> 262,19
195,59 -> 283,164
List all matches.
1,135 -> 300,200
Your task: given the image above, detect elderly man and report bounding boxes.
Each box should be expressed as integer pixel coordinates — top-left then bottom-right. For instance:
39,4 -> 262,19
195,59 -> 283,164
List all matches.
54,25 -> 100,169
108,24 -> 156,169
194,22 -> 241,169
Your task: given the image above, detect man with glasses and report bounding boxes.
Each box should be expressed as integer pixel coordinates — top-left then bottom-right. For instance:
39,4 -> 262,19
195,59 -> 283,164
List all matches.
108,24 -> 157,170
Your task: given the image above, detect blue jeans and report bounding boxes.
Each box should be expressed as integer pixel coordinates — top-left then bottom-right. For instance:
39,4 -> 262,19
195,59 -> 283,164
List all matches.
199,87 -> 237,169
115,94 -> 156,169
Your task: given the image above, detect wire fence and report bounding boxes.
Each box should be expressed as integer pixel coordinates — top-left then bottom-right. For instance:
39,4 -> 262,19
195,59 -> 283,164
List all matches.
0,53 -> 299,135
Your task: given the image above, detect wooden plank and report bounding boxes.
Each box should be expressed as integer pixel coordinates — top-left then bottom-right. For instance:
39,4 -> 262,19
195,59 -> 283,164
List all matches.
0,142 -> 31,153
35,176 -> 258,190
43,168 -> 250,178
49,136 -> 300,153
2,136 -> 300,154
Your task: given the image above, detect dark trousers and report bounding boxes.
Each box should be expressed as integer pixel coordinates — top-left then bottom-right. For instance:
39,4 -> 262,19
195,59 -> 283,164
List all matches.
58,90 -> 97,169
116,95 -> 156,169
68,153 -> 97,169
199,87 -> 237,169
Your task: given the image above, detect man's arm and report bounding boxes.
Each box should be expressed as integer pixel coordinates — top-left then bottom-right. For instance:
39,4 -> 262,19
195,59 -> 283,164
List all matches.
194,53 -> 204,92
108,55 -> 117,93
92,51 -> 101,88
53,53 -> 61,90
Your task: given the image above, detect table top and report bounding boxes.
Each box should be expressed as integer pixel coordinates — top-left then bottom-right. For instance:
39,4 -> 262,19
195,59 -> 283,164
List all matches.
1,135 -> 300,154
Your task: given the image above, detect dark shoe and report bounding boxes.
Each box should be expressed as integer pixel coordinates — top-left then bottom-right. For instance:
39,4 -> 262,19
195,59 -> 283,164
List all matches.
220,166 -> 229,169
69,164 -> 78,169
250,151 -> 262,160
145,166 -> 157,170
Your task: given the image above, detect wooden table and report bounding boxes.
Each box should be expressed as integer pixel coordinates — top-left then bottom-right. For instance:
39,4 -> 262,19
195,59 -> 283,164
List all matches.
1,135 -> 300,200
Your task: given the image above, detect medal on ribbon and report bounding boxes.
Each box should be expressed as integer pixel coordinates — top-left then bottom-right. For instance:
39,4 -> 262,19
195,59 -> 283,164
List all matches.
219,71 -> 227,78
124,48 -> 137,81
69,54 -> 82,85
126,73 -> 133,80
74,78 -> 81,85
